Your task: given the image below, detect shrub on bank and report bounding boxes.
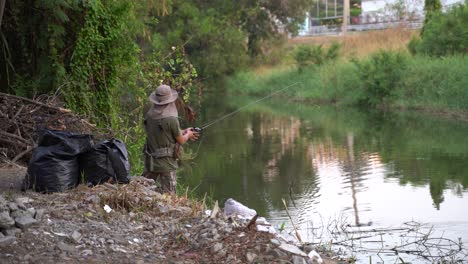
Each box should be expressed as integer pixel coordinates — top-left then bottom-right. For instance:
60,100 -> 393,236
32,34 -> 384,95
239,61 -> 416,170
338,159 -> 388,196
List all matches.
409,3 -> 468,56
292,42 -> 341,71
353,51 -> 408,107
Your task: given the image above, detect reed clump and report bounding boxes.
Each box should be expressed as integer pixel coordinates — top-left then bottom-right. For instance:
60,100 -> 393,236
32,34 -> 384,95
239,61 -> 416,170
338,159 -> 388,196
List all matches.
289,27 -> 417,58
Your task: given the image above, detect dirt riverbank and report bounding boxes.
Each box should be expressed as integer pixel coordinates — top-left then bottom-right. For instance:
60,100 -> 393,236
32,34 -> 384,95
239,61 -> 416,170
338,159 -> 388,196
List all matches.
0,166 -> 338,263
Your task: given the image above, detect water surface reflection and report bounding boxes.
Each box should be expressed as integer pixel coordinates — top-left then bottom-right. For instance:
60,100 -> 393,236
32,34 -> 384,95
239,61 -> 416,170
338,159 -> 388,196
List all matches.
180,95 -> 468,262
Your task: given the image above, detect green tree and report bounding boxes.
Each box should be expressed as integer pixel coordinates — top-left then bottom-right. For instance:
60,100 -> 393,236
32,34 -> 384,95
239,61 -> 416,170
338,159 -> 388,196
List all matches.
422,0 -> 442,34
409,3 -> 468,56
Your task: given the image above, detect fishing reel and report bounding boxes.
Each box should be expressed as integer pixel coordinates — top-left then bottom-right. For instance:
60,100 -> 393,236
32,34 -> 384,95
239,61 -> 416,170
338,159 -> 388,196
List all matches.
191,127 -> 203,133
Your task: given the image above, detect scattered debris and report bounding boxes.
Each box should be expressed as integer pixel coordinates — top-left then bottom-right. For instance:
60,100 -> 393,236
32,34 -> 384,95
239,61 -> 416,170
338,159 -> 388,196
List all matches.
0,178 -> 334,263
224,198 -> 257,219
103,205 -> 112,214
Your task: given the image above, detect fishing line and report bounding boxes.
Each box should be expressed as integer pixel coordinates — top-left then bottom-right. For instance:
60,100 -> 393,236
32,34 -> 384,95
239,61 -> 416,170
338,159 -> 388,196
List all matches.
200,81 -> 301,130
189,81 -> 302,158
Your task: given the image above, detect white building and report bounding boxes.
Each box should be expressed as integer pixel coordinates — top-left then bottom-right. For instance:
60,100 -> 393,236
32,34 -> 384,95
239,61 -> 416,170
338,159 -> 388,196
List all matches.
361,0 -> 464,20
298,0 -> 465,36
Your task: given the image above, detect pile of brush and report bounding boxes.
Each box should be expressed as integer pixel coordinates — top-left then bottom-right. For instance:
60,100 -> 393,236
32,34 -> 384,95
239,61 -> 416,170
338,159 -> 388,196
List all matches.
0,92 -> 108,164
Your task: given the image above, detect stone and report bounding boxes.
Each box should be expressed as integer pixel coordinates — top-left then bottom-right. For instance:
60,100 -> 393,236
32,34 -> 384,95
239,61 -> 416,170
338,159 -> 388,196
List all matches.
26,208 -> 36,218
15,215 -> 37,229
10,210 -> 28,219
270,238 -> 281,246
98,238 -> 106,245
211,242 -> 223,253
0,195 -> 6,204
278,243 -> 308,257
85,195 -> 100,204
8,203 -> 19,212
159,205 -> 169,214
302,244 -> 314,253
226,254 -> 236,263
34,209 -> 45,221
246,252 -> 257,263
0,235 -> 16,246
16,202 -> 27,211
0,211 -> 15,229
292,255 -> 307,264
2,228 -> 21,237
57,242 -> 76,252
267,249 -> 281,258
307,250 -> 323,264
14,197 -> 33,204
217,249 -> 227,257
71,231 -> 82,243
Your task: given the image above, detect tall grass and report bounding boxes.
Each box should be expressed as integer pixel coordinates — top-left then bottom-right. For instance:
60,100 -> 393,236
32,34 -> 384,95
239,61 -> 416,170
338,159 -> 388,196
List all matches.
397,56 -> 468,112
227,54 -> 468,115
227,61 -> 360,105
289,27 -> 417,58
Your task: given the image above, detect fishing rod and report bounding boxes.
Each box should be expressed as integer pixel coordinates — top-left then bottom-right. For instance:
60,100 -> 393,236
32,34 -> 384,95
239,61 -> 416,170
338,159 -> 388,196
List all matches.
191,81 -> 301,133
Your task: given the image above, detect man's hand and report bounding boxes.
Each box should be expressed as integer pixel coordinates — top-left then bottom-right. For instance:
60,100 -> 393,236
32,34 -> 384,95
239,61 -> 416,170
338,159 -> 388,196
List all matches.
178,127 -> 199,144
187,128 -> 199,141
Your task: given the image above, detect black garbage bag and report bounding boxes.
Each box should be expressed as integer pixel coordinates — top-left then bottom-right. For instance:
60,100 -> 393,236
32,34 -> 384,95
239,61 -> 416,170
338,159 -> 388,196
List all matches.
80,139 -> 131,186
24,130 -> 93,193
107,139 -> 131,184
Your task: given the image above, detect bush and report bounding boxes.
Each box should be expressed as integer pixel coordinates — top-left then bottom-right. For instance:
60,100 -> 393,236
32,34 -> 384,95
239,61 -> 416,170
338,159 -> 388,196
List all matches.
354,50 -> 408,107
293,42 -> 341,71
411,3 -> 468,56
407,35 -> 422,55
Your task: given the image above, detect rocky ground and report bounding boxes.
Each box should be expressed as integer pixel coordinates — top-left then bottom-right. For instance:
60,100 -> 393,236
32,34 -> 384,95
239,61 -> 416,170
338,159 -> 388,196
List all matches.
0,166 -> 338,264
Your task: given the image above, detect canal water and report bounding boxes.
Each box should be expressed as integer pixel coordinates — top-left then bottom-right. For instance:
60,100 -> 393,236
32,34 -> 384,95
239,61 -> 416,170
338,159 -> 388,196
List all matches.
179,93 -> 468,263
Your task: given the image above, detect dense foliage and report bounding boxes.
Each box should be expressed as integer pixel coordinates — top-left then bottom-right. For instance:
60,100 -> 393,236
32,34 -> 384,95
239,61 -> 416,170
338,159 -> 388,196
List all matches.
410,3 -> 468,56
422,0 -> 442,33
227,53 -> 468,112
0,0 -> 314,173
293,42 -> 341,71
353,51 -> 407,107
1,0 -> 314,115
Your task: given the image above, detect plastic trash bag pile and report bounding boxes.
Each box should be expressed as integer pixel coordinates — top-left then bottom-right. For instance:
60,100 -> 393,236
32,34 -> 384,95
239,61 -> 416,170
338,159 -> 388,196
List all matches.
23,130 -> 131,193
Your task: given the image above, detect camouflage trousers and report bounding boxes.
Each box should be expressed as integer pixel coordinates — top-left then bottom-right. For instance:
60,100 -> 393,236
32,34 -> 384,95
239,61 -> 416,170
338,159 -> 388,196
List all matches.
143,171 -> 177,194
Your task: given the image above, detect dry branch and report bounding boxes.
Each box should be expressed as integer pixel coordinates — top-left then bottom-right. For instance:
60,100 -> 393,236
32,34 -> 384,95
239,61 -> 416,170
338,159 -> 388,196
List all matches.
0,92 -> 72,113
0,92 -> 107,164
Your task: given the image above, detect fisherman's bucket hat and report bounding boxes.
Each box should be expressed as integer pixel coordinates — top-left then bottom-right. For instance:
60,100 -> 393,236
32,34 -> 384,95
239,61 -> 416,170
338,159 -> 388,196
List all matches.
149,85 -> 178,105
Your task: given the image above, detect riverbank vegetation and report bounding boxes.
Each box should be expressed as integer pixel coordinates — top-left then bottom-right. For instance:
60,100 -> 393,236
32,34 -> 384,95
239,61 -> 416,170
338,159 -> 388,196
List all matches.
0,0 -> 315,173
227,2 -> 468,119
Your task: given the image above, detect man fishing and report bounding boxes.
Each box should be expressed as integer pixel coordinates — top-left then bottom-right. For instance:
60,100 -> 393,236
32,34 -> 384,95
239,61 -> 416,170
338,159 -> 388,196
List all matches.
143,84 -> 199,193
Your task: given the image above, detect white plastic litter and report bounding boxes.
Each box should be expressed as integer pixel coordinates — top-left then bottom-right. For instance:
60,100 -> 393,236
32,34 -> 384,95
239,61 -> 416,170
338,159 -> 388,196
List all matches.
223,198 -> 257,219
256,224 -> 277,234
308,250 -> 323,264
255,216 -> 269,225
103,204 -> 112,213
